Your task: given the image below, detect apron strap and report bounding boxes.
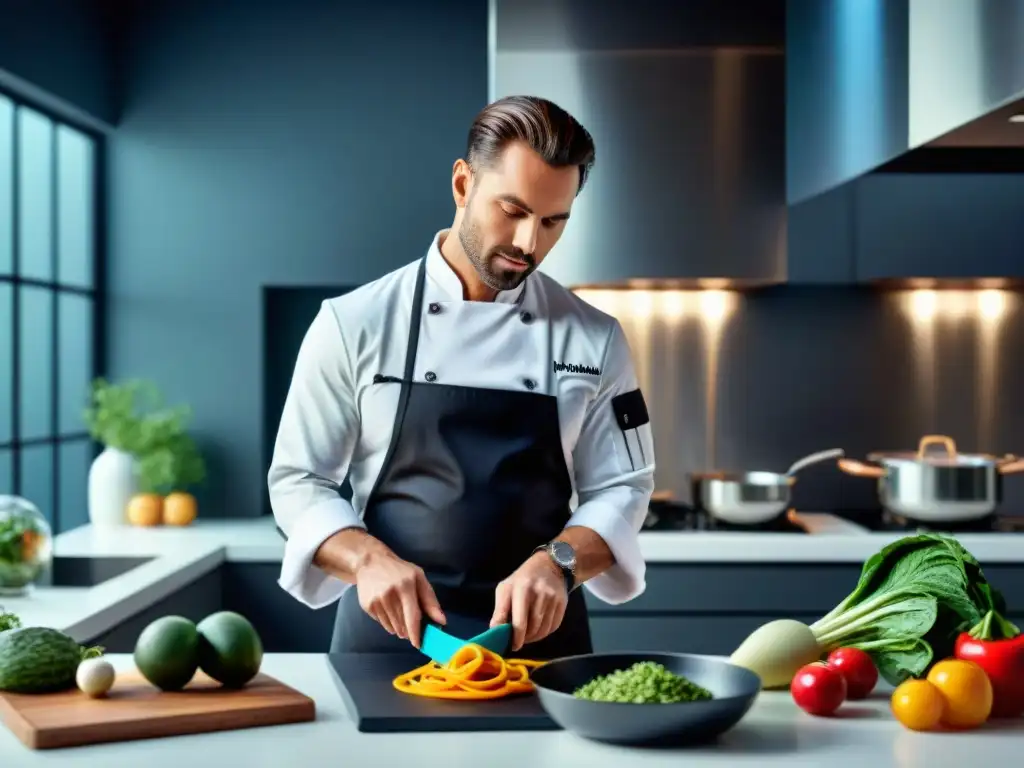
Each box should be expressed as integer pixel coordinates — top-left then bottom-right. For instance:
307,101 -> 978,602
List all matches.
362,257 -> 428,506
403,257 -> 428,380
276,258 -> 428,542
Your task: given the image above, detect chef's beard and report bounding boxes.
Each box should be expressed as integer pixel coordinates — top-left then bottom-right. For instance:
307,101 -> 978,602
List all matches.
458,206 -> 536,292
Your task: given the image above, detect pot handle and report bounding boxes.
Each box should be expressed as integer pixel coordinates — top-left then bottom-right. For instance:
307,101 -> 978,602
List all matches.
998,459 -> 1024,475
917,434 -> 957,459
785,447 -> 846,476
837,458 -> 886,479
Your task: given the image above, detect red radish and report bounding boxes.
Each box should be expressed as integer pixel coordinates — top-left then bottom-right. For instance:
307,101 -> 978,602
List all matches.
790,662 -> 847,716
826,647 -> 879,700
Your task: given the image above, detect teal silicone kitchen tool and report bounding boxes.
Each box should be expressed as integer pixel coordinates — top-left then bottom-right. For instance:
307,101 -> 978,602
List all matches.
420,623 -> 512,665
470,623 -> 512,656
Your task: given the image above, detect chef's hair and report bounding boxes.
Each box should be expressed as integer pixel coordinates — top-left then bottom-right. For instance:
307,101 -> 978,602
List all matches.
466,95 -> 596,194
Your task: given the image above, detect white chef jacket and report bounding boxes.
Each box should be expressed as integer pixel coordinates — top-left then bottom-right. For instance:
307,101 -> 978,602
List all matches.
269,230 -> 656,610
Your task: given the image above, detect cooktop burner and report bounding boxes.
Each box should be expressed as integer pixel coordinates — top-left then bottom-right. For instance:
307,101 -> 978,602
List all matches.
643,501 -> 807,533
834,510 -> 1024,534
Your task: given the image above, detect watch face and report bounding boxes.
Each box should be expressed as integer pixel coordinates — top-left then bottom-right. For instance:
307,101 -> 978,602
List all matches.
550,541 -> 576,568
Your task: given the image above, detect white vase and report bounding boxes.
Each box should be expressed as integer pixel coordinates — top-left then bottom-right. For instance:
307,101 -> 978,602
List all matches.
88,447 -> 138,527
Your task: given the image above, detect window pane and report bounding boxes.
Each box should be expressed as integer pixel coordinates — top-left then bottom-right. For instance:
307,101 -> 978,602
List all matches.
0,283 -> 10,443
0,450 -> 10,494
58,293 -> 93,435
18,444 -> 54,526
57,126 -> 94,289
18,286 -> 53,440
17,107 -> 54,282
59,439 -> 92,532
0,95 -> 12,276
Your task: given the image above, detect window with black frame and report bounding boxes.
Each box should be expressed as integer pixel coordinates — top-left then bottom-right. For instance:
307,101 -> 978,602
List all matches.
0,90 -> 103,535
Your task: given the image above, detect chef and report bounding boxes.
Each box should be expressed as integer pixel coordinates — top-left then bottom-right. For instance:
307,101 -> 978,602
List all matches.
269,95 -> 656,660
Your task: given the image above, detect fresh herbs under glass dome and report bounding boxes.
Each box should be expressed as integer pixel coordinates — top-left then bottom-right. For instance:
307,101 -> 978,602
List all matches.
0,496 -> 54,597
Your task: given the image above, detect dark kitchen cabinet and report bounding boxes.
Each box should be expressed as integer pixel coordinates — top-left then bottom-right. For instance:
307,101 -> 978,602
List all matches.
220,562 -> 335,652
586,561 -> 1024,656
853,174 -> 1024,281
84,569 -> 223,651
591,615 -> 818,655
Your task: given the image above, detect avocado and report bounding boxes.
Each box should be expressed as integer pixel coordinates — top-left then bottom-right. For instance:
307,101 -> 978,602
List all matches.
196,611 -> 263,688
133,615 -> 200,691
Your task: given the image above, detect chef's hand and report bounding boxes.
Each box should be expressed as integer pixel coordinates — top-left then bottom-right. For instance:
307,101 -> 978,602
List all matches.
490,552 -> 567,652
355,552 -> 446,648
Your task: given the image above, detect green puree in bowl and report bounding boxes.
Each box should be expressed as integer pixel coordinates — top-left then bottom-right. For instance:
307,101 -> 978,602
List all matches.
573,661 -> 714,704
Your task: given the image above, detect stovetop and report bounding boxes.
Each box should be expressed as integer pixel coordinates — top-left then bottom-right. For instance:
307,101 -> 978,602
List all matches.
643,501 -> 809,533
832,509 -> 1024,534
643,500 -> 1024,535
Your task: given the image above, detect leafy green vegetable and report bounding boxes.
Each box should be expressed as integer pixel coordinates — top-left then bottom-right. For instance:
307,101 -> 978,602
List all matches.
0,606 -> 20,632
810,533 -> 1002,685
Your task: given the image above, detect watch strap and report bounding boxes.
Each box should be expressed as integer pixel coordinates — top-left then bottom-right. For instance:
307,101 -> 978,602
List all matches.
533,543 -> 577,594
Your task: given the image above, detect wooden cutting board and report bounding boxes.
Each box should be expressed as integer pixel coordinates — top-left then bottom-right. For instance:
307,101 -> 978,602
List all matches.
0,669 -> 316,750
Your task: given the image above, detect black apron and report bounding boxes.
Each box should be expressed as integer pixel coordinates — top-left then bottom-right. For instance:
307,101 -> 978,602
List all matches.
329,256 -> 592,659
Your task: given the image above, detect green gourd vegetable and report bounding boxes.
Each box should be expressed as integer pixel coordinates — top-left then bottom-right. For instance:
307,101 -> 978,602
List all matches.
730,533 -> 1005,689
0,627 -> 104,693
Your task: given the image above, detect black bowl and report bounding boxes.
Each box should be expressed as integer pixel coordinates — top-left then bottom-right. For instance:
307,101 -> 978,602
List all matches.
530,652 -> 761,746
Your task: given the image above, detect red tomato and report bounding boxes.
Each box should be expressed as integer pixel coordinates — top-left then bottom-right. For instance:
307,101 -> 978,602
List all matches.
826,647 -> 879,699
791,662 -> 847,716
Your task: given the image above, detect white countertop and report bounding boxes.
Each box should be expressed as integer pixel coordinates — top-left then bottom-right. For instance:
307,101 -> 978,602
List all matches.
3,513 -> 1024,645
1,653 -> 1021,766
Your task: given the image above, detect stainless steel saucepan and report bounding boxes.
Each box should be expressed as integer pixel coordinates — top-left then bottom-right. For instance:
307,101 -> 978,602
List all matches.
690,448 -> 846,525
838,434 -> 1024,522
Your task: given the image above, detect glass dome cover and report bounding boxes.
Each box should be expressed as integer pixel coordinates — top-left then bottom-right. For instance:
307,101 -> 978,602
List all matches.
0,495 -> 54,596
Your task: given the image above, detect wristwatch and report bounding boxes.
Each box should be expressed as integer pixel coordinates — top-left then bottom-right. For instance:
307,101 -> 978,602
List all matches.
534,541 -> 577,594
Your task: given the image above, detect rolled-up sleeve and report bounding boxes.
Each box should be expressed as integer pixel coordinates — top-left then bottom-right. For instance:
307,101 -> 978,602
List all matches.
268,302 -> 365,609
565,321 -> 656,605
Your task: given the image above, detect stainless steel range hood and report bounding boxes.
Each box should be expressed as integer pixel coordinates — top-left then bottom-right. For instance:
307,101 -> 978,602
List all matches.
489,0 -> 787,289
788,0 -> 1024,205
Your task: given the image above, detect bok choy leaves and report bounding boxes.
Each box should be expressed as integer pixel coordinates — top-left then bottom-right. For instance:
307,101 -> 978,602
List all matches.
809,533 -> 1004,685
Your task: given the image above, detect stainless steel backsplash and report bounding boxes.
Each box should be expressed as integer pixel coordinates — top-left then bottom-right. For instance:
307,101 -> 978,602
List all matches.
576,286 -> 1024,514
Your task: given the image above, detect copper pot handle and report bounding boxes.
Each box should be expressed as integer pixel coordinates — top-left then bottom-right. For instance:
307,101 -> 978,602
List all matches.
917,434 -> 957,459
998,459 -> 1024,475
837,458 -> 886,479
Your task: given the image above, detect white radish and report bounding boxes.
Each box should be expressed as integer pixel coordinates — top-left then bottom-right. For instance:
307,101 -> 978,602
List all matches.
76,657 -> 116,698
729,619 -> 822,689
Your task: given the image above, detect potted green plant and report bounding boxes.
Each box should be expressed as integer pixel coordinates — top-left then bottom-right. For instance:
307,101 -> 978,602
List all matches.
83,379 -> 206,527
83,379 -> 152,527
132,419 -> 207,527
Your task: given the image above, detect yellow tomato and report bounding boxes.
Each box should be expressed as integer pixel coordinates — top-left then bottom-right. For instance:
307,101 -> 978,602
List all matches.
891,679 -> 945,731
163,492 -> 198,526
926,659 -> 993,729
126,493 -> 163,527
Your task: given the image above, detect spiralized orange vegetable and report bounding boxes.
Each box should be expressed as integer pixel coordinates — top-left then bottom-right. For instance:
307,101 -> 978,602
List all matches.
393,643 -> 546,700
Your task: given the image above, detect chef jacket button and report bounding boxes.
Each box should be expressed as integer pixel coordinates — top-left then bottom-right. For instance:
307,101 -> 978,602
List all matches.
425,371 -> 437,383
428,302 -> 441,314
520,311 -> 533,324
524,378 -> 536,390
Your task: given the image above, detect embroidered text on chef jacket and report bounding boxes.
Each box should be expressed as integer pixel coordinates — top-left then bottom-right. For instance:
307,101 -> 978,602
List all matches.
269,231 -> 657,609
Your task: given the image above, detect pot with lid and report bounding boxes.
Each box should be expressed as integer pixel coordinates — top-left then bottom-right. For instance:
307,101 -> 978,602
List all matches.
689,448 -> 845,525
838,434 -> 1024,522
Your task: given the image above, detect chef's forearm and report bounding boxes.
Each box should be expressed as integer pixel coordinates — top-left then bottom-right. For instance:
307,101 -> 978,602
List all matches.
555,526 -> 616,585
312,527 -> 396,584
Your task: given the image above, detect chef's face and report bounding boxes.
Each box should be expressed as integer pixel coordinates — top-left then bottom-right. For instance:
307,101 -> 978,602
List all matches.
455,141 -> 578,292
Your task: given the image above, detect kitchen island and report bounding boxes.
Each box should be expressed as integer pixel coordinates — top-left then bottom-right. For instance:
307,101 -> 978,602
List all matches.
1,652 -> 1021,767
